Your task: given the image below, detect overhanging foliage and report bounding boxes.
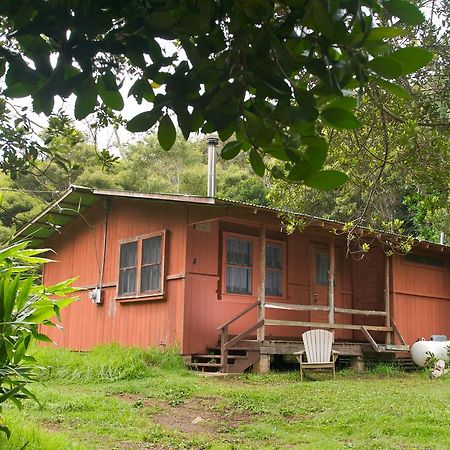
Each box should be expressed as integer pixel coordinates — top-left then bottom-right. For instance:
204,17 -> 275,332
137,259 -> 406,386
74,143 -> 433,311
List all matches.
0,0 -> 433,189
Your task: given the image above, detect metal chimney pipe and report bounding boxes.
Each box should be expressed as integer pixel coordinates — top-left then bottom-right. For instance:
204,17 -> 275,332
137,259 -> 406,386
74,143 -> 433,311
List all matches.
439,232 -> 445,245
206,134 -> 219,197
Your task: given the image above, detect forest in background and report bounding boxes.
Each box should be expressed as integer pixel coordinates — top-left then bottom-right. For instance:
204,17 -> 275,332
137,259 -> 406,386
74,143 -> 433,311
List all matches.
0,0 -> 448,246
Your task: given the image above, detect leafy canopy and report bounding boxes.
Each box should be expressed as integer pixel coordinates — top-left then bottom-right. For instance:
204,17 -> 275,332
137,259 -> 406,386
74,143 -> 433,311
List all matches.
0,0 -> 432,189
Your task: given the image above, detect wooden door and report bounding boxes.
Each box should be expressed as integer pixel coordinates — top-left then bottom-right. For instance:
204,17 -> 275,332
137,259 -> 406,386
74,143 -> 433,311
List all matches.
311,246 -> 329,324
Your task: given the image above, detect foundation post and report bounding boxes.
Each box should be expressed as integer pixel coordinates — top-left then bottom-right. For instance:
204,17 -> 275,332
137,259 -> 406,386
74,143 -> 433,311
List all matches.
351,356 -> 365,372
253,354 -> 271,373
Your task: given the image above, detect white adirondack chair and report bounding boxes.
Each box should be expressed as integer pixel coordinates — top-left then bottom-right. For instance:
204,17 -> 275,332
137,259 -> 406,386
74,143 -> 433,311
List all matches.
294,329 -> 339,381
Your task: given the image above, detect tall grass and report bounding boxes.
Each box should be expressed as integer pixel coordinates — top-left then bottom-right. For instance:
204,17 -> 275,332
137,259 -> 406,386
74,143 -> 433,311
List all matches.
0,411 -> 86,450
34,344 -> 187,383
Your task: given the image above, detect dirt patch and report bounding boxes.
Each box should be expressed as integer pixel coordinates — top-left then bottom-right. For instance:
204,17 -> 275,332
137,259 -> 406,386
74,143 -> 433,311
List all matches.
116,393 -> 252,436
38,418 -> 65,433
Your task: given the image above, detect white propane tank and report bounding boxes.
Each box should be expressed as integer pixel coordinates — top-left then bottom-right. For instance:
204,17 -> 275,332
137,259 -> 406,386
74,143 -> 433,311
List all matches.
410,340 -> 450,367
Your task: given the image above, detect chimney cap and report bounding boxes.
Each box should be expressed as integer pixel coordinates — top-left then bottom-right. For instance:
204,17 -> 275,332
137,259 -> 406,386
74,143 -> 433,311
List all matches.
206,134 -> 219,145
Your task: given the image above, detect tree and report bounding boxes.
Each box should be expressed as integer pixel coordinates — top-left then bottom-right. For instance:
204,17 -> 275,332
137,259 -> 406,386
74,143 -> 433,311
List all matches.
0,0 -> 433,189
268,0 -> 450,244
118,133 -> 270,201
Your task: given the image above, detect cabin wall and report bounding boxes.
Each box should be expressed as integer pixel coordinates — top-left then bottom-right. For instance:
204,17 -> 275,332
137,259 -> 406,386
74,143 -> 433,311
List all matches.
183,211 -> 354,355
351,247 -> 386,342
392,252 -> 450,344
42,199 -> 187,351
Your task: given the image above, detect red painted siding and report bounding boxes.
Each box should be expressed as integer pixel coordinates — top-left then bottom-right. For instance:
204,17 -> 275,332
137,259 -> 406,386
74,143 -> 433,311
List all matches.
352,247 -> 385,342
41,196 -> 450,356
42,198 -> 187,350
184,219 -> 356,354
392,253 -> 450,344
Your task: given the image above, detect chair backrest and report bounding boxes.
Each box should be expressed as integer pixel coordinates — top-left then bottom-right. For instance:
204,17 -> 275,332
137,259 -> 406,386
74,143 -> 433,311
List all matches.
302,329 -> 334,363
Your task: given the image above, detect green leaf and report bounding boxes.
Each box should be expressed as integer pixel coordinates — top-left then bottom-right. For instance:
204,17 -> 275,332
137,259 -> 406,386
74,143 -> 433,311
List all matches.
304,170 -> 348,190
242,0 -> 273,21
158,114 -> 176,151
98,74 -> 124,111
373,77 -> 411,100
263,145 -> 290,161
384,0 -> 425,26
321,108 -> 361,129
24,306 -> 55,323
368,56 -> 403,78
244,111 -> 274,147
303,137 -> 328,171
128,78 -> 155,104
16,276 -> 33,312
0,383 -> 25,404
3,82 -> 31,98
288,162 -> 312,181
312,1 -> 334,38
4,274 -> 20,322
390,47 -> 433,75
127,109 -> 161,132
74,77 -> 97,120
221,141 -> 242,160
326,96 -> 357,111
367,27 -> 408,40
32,333 -> 52,343
249,148 -> 265,176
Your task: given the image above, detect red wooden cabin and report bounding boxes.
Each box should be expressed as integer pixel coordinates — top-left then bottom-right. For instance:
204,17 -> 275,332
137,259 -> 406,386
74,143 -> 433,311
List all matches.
15,186 -> 450,372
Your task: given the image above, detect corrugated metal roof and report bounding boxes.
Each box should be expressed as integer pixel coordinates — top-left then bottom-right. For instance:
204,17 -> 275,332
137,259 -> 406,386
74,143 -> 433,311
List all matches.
13,185 -> 450,254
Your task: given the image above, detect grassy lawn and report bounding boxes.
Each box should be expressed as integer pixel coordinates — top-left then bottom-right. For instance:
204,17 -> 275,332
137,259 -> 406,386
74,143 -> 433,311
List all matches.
2,345 -> 449,449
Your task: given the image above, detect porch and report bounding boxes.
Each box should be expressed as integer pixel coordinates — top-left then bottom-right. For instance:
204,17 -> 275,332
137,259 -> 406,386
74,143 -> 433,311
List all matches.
190,225 -> 410,374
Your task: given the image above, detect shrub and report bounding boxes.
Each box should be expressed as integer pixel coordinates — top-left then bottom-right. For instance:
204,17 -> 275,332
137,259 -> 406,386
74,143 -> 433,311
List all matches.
0,242 -> 77,437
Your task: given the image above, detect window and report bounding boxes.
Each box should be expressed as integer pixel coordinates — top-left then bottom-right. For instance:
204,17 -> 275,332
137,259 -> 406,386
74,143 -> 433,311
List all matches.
118,232 -> 165,298
266,243 -> 283,296
119,241 -> 137,295
404,253 -> 443,268
225,237 -> 253,294
223,234 -> 286,298
316,251 -> 328,285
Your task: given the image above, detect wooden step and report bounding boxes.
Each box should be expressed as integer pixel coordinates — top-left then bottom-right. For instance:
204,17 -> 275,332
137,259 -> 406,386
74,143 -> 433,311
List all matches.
193,354 -> 247,360
189,362 -> 222,368
378,344 -> 410,352
208,346 -> 259,352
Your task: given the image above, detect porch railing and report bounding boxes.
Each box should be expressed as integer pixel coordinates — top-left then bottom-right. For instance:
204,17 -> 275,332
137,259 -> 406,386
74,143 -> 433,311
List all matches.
217,301 -> 263,373
217,301 -> 407,372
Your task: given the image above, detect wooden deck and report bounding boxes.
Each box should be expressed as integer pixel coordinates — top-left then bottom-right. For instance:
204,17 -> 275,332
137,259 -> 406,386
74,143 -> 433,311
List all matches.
188,336 -> 410,373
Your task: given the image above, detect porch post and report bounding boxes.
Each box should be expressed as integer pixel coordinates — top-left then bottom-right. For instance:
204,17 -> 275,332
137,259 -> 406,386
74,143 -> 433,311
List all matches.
328,237 -> 335,330
384,254 -> 391,344
257,224 -> 266,342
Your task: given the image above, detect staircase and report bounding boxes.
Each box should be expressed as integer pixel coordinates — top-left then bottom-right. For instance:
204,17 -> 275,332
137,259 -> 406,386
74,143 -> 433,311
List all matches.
189,340 -> 260,373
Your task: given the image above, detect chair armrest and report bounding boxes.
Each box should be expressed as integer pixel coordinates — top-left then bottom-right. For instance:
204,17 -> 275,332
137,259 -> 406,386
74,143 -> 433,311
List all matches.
294,350 -> 305,363
331,350 -> 339,355
331,350 -> 339,362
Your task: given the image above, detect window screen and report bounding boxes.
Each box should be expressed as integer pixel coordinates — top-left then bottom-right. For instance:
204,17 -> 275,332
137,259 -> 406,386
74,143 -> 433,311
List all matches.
118,241 -> 137,295
226,238 -> 253,294
266,244 -> 282,296
140,235 -> 162,292
316,252 -> 328,286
